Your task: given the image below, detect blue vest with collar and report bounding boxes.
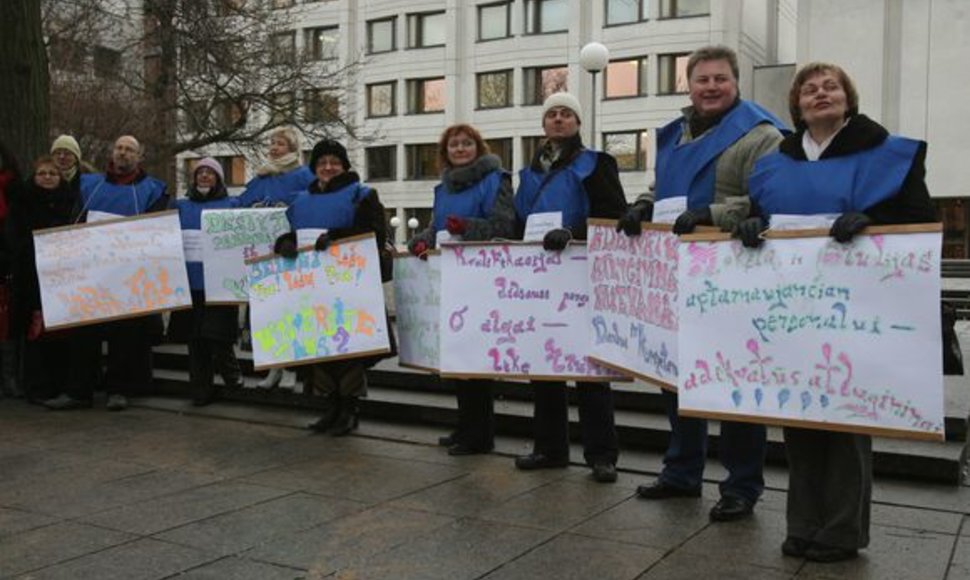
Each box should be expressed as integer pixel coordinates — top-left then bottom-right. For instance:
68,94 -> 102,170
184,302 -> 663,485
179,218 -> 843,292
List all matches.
749,135 -> 921,216
238,165 -> 315,207
175,195 -> 244,291
432,169 -> 505,232
286,181 -> 372,235
80,173 -> 167,217
655,100 -> 787,209
514,149 -> 597,231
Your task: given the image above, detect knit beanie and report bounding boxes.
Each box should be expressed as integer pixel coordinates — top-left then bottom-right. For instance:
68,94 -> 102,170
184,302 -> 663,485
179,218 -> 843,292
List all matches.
309,139 -> 350,170
541,92 -> 582,124
194,157 -> 225,184
50,135 -> 81,161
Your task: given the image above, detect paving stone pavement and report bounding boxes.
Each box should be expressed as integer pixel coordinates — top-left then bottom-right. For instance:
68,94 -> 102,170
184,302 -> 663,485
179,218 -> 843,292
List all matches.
0,401 -> 968,580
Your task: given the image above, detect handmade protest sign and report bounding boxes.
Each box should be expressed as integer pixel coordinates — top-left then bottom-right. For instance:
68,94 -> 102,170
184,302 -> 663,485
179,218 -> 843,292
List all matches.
439,241 -> 622,381
393,252 -> 440,372
200,208 -> 290,303
33,211 -> 192,329
586,219 -> 679,389
247,233 -> 390,370
677,225 -> 944,441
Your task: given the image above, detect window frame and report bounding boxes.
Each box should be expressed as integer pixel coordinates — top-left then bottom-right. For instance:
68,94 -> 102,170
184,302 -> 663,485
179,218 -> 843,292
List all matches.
366,16 -> 397,54
659,0 -> 710,19
404,143 -> 439,180
523,0 -> 570,35
521,135 -> 544,166
604,0 -> 648,27
406,77 -> 446,115
406,10 -> 446,49
477,1 -> 513,42
484,137 -> 513,171
366,81 -> 397,118
522,65 -> 568,106
269,30 -> 296,65
604,56 -> 649,100
602,130 -> 650,172
304,25 -> 339,61
366,145 -> 397,182
476,69 -> 513,110
304,88 -> 339,124
657,52 -> 690,95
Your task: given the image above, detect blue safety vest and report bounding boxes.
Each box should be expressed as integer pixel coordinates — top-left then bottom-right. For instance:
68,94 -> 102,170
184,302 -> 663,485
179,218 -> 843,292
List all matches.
175,196 -> 244,291
432,169 -> 505,232
286,181 -> 372,236
238,165 -> 315,207
80,173 -> 167,217
515,149 -> 597,231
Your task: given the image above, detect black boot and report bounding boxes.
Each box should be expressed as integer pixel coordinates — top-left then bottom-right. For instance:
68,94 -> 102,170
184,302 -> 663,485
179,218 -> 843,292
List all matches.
308,395 -> 340,433
328,396 -> 359,436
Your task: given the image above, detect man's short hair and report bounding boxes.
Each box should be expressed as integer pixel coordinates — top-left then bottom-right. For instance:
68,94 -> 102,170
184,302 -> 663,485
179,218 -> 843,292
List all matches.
686,45 -> 739,81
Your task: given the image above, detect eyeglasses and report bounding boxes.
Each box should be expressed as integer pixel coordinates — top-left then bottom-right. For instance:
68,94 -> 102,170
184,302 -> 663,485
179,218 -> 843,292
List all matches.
35,171 -> 60,177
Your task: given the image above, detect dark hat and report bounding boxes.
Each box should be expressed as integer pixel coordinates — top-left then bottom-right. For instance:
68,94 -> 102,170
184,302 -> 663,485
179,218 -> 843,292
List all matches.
309,139 -> 350,170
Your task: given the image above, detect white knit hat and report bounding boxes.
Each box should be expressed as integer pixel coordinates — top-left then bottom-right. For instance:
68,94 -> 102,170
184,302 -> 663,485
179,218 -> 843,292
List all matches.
50,135 -> 81,161
194,157 -> 225,183
541,92 -> 582,123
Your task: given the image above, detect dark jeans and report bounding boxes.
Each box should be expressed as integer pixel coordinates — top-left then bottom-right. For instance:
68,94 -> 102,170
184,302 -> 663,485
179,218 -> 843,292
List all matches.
659,389 -> 766,503
531,381 -> 618,465
447,378 -> 494,450
188,338 -> 240,394
785,427 -> 871,550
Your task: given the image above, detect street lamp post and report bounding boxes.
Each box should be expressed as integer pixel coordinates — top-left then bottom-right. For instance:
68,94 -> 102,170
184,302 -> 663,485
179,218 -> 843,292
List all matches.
580,42 -> 609,149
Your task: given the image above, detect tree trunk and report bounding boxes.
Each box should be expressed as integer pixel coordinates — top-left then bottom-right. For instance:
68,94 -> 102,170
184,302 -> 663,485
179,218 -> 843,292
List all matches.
143,0 -> 180,189
0,0 -> 51,171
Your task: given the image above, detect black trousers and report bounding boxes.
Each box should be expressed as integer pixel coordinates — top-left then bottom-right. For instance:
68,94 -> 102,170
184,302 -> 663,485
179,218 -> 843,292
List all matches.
446,378 -> 494,450
23,337 -> 71,401
784,427 -> 872,550
531,381 -> 618,465
188,338 -> 240,394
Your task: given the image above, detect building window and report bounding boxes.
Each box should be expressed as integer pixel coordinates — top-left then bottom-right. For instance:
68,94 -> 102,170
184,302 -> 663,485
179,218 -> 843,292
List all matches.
484,138 -> 513,170
405,207 -> 434,233
477,70 -> 512,109
215,155 -> 247,186
406,77 -> 445,114
524,0 -> 569,34
606,0 -> 647,25
523,66 -> 567,105
215,99 -> 246,129
522,135 -> 544,166
269,31 -> 296,64
603,131 -> 649,171
366,82 -> 396,117
660,0 -> 710,18
268,91 -> 295,125
405,144 -> 439,179
367,17 -> 396,54
366,146 -> 396,181
605,57 -> 648,98
93,45 -> 121,78
406,11 -> 446,49
50,38 -> 87,70
658,53 -> 689,94
478,1 -> 512,40
304,89 -> 339,123
272,0 -> 294,8
304,26 -> 339,61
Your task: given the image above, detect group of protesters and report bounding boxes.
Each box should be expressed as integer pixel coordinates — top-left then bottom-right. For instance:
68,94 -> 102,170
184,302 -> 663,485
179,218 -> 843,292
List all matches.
0,44 -> 942,563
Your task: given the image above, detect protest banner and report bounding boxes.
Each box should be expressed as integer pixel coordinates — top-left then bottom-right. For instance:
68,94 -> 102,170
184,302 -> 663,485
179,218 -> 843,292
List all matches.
586,219 -> 679,390
677,225 -> 944,441
392,251 -> 440,372
247,233 -> 390,370
439,241 -> 624,381
33,211 -> 192,329
201,208 -> 290,303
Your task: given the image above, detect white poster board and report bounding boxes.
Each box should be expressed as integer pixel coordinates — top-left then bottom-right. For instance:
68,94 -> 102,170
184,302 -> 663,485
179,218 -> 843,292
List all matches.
586,220 -> 679,389
33,211 -> 192,329
392,252 -> 441,372
677,225 -> 945,441
247,233 -> 391,370
201,208 -> 291,303
439,241 -> 624,381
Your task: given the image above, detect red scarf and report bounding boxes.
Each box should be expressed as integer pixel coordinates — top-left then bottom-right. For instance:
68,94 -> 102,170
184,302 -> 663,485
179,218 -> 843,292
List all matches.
105,161 -> 144,185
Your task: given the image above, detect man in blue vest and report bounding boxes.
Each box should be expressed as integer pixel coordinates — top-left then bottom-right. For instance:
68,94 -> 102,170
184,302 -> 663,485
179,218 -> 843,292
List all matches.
45,135 -> 169,412
617,46 -> 787,521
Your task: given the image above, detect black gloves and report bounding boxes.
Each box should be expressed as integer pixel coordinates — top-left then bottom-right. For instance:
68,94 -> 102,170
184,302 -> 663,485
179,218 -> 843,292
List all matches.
542,228 -> 572,252
733,217 -> 767,249
616,200 -> 654,236
830,212 -> 872,243
273,232 -> 298,259
314,233 -> 332,252
672,206 -> 713,235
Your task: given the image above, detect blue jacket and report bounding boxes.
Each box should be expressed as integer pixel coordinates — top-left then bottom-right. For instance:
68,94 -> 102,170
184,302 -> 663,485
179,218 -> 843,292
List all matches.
80,173 -> 167,217
175,195 -> 244,291
432,168 -> 505,232
238,165 -> 315,207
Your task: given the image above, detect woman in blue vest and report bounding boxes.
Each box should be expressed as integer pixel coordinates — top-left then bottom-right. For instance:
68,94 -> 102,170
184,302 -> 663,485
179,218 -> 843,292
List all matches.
273,139 -> 392,436
169,158 -> 242,406
407,123 -> 516,455
738,63 -> 937,563
513,93 -> 628,483
240,128 -> 315,389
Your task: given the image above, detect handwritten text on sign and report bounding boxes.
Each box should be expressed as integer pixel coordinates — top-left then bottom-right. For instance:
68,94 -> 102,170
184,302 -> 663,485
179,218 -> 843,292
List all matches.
587,221 -> 679,388
247,234 -> 390,369
393,253 -> 440,371
439,242 -> 620,380
201,208 -> 290,302
677,231 -> 944,439
33,211 -> 192,329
